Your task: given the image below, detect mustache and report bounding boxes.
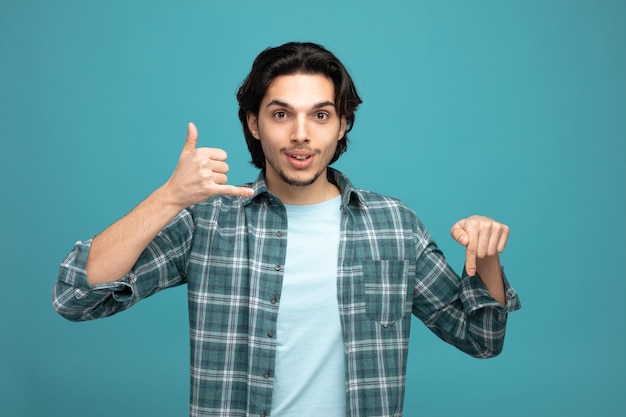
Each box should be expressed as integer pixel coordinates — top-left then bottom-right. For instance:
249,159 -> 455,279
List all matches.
283,146 -> 317,152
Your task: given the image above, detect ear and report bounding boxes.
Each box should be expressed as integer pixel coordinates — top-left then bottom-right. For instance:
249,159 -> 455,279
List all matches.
247,112 -> 260,140
338,116 -> 347,141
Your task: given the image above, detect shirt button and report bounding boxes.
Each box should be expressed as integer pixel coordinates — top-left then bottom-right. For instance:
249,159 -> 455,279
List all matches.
267,330 -> 274,338
263,370 -> 270,378
270,296 -> 277,304
274,264 -> 281,271
260,411 -> 267,417
276,230 -> 283,237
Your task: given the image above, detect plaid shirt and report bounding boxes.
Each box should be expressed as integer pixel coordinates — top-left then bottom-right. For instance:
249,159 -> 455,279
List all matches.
53,168 -> 521,417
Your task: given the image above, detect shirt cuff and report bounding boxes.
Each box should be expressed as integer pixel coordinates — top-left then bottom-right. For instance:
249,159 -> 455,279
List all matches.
459,267 -> 521,314
57,239 -> 134,302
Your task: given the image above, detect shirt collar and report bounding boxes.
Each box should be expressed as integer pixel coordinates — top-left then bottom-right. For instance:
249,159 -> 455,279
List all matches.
242,168 -> 366,210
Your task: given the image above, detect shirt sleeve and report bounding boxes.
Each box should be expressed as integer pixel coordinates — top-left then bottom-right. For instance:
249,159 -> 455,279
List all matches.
52,209 -> 194,322
411,235 -> 521,359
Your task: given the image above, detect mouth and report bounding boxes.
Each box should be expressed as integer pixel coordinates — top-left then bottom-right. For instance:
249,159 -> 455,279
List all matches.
286,149 -> 315,160
288,154 -> 312,161
285,150 -> 315,168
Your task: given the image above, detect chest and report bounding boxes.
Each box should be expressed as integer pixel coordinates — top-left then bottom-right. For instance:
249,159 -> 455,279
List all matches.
185,203 -> 417,329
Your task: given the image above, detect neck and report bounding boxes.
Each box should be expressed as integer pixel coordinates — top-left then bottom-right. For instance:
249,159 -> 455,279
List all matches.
264,169 -> 340,205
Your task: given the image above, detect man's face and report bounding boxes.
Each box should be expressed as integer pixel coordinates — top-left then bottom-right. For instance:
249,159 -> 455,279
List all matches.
247,73 -> 347,198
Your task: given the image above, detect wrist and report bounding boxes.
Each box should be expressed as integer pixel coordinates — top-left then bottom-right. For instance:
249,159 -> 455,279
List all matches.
475,255 -> 506,306
151,183 -> 189,216
476,255 -> 501,274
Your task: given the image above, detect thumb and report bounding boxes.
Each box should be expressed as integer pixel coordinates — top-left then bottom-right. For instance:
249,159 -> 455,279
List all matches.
450,220 -> 469,246
181,122 -> 198,155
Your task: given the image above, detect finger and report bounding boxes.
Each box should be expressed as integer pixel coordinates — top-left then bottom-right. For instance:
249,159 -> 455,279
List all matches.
214,184 -> 255,198
206,147 -> 228,162
210,172 -> 229,186
465,226 -> 479,276
450,220 -> 469,246
485,226 -> 501,257
475,221 -> 492,258
181,122 -> 199,155
497,224 -> 510,253
208,159 -> 230,175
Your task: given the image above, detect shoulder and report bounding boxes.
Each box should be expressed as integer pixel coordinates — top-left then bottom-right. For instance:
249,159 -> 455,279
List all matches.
354,188 -> 415,214
189,193 -> 248,218
350,188 -> 423,229
334,169 -> 415,217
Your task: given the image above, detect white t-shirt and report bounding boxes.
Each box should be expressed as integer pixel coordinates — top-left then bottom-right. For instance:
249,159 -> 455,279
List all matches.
270,195 -> 345,416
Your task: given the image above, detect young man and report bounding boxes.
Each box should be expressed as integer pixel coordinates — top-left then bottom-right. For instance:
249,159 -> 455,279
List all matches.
53,42 -> 521,417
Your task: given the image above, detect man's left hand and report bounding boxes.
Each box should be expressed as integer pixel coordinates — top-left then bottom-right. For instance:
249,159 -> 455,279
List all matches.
450,215 -> 510,277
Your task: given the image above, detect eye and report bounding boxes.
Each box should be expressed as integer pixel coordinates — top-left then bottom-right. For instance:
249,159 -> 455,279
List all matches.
314,112 -> 329,121
273,111 -> 287,119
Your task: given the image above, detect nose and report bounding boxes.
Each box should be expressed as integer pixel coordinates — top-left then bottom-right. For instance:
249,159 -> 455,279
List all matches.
291,114 -> 309,143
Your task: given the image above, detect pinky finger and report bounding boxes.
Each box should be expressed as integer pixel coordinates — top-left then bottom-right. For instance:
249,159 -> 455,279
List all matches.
496,225 -> 510,253
219,185 -> 255,197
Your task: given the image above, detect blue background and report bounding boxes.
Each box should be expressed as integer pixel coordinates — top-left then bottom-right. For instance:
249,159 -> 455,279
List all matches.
1,1 -> 625,416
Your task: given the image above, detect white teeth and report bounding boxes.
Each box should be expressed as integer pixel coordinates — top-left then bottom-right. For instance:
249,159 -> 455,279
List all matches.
292,155 -> 309,160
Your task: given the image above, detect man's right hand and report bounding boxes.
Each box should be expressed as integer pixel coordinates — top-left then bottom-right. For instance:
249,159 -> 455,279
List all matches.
162,122 -> 254,210
86,122 -> 253,284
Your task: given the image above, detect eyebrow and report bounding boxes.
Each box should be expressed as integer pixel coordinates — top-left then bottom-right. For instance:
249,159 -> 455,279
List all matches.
265,99 -> 336,110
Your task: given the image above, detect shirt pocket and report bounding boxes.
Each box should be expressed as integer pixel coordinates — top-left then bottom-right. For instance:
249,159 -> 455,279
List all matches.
363,260 -> 410,327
